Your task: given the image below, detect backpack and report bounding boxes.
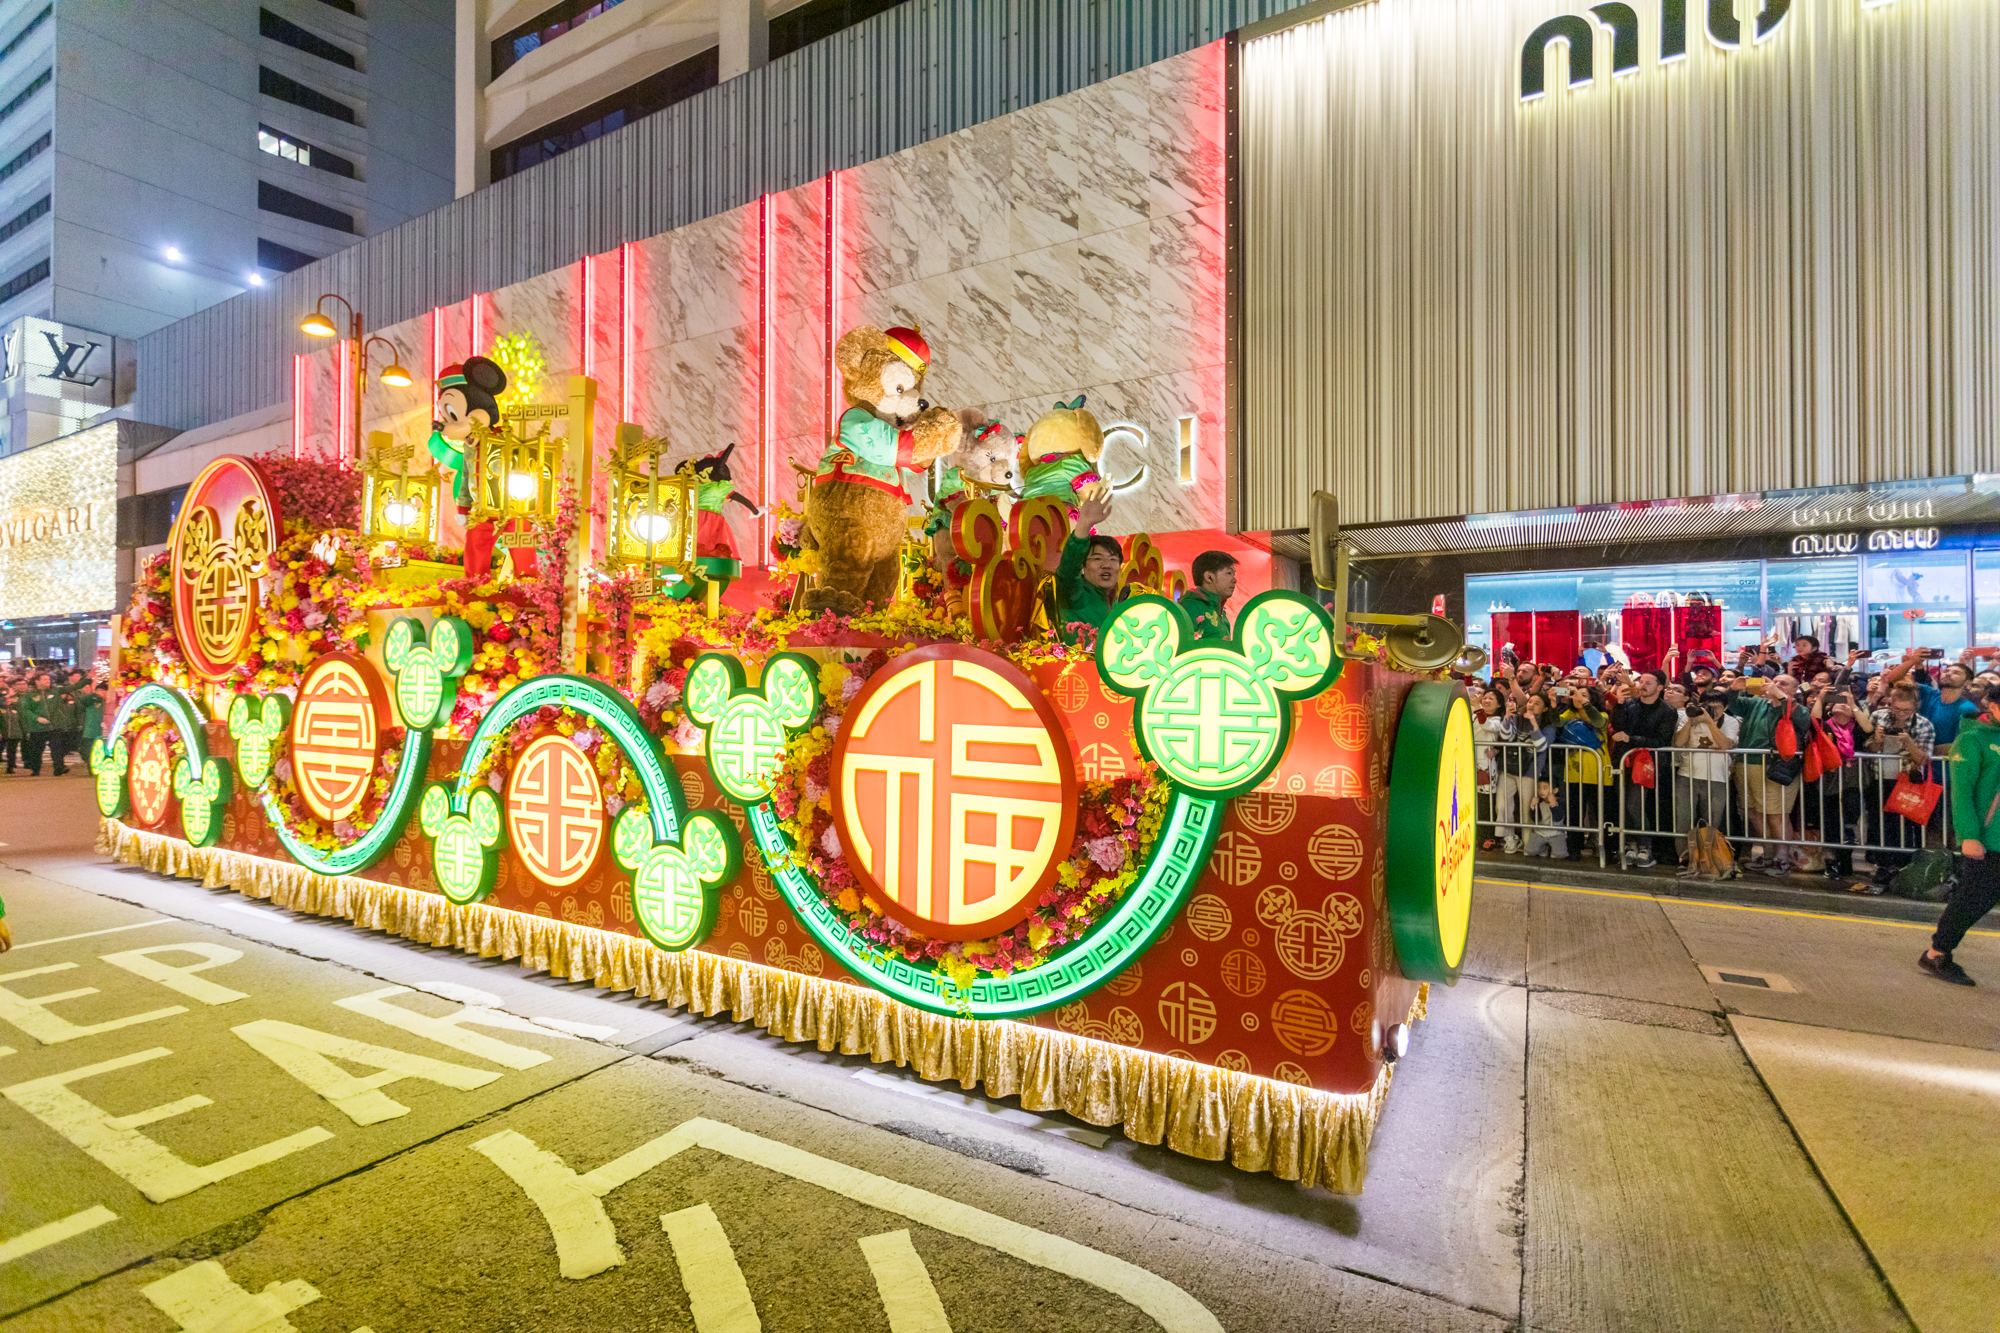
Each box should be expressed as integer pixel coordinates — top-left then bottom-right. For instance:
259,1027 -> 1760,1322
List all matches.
1892,849 -> 1955,903
1682,823 -> 1737,881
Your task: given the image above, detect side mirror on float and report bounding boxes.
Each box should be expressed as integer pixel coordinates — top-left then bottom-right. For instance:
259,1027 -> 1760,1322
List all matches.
1308,489 -> 1468,674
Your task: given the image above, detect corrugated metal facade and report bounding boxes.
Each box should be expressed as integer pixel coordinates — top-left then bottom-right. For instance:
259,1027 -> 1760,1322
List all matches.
1237,0 -> 2000,530
138,0 -> 1316,432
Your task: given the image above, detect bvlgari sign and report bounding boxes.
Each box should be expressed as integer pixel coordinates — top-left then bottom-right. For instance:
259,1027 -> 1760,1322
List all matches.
0,423 -> 117,618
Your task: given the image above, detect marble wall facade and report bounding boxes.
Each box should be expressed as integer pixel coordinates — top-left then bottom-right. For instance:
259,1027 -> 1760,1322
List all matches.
296,41 -> 1225,556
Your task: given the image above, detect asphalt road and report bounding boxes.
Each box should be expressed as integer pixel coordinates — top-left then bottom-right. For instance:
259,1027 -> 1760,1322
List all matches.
1,776 -> 1994,1332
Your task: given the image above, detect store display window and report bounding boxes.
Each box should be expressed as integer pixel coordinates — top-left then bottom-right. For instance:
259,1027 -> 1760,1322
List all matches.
1865,549 -> 1967,655
1768,559 -> 1861,656
1468,560 -> 1759,671
1974,551 -> 2000,648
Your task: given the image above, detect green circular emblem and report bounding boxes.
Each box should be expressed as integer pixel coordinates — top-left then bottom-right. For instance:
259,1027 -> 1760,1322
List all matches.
1385,681 -> 1477,984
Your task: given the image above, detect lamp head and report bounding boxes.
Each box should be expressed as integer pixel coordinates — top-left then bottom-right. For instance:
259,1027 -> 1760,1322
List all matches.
378,363 -> 412,387
300,311 -> 338,338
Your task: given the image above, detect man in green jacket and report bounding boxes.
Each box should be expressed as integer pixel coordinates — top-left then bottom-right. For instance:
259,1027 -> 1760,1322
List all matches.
1924,700 -> 2000,985
0,685 -> 20,774
1180,551 -> 1239,641
1052,494 -> 1119,645
49,675 -> 82,776
20,673 -> 59,776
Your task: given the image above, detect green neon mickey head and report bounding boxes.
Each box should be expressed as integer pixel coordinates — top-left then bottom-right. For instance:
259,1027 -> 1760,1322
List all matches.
1098,590 -> 1342,798
420,783 -> 504,905
90,737 -> 131,819
383,617 -> 475,730
614,805 -> 740,951
226,693 -> 292,790
173,755 -> 233,848
684,652 -> 821,803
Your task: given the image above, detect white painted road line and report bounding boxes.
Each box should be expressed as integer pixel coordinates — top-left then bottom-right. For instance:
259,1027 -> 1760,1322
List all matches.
663,1202 -> 763,1332
861,1228 -> 954,1333
9,919 -> 172,950
0,1205 -> 117,1266
851,1067 -> 1111,1148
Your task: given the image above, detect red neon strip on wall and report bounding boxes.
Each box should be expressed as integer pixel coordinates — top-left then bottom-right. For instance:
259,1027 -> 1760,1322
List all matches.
429,308 -> 443,386
579,256 -> 592,381
760,194 -> 773,565
293,353 -> 307,460
471,292 -> 489,354
339,338 -> 355,465
826,170 -> 839,438
620,242 -> 634,424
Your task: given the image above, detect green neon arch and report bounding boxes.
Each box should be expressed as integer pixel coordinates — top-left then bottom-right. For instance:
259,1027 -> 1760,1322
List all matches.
742,790 -> 1223,1020
444,674 -> 685,841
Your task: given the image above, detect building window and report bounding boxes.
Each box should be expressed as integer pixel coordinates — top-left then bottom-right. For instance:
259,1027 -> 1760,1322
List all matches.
260,7 -> 358,68
0,195 -> 48,244
257,237 -> 319,273
490,46 -> 716,182
259,66 -> 357,124
0,258 -> 50,305
0,6 -> 50,64
258,125 -> 356,178
0,68 -> 50,126
0,132 -> 49,185
117,486 -> 189,550
769,0 -> 909,61
258,180 -> 356,234
491,0 -> 627,80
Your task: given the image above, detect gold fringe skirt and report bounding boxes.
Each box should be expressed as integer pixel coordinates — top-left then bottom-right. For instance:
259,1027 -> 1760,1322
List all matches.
100,818 -> 1424,1193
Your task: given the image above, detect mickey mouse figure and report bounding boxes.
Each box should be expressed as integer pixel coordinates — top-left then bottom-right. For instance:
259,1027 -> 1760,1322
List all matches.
424,355 -> 509,579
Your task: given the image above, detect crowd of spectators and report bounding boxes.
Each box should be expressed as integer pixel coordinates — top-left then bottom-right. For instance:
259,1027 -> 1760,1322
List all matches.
0,664 -> 109,778
1469,636 -> 1995,894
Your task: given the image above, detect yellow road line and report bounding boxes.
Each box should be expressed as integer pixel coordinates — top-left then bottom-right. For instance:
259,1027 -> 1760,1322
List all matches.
1473,877 -> 2000,938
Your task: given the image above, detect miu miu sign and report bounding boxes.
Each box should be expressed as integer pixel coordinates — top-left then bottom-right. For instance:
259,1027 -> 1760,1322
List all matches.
1520,0 -> 1799,101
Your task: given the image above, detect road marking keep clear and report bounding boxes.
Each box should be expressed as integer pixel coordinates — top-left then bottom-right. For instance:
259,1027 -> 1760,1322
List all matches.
475,1116 -> 1222,1333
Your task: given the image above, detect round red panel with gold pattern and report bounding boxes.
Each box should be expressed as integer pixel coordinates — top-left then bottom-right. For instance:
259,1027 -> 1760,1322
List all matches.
291,653 -> 392,824
129,728 -> 177,828
170,456 -> 281,680
832,645 -> 1079,942
505,734 -> 607,889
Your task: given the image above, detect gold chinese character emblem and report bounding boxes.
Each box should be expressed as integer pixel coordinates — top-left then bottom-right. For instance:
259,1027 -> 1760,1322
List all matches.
832,647 -> 1079,941
171,456 -> 282,680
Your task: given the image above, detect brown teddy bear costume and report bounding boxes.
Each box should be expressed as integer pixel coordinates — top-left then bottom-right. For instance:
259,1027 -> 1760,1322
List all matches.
802,326 -> 962,615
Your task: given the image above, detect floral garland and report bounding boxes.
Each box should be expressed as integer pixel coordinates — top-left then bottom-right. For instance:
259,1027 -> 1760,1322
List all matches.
117,552 -> 191,693
265,736 -> 406,852
253,447 -> 362,532
463,704 -> 647,818
759,652 -> 1168,985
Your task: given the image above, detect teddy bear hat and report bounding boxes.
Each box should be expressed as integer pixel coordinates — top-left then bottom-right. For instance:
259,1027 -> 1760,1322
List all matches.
883,326 -> 931,373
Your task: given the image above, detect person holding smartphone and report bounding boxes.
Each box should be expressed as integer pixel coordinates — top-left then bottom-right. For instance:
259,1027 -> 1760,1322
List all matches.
1923,694 -> 2000,984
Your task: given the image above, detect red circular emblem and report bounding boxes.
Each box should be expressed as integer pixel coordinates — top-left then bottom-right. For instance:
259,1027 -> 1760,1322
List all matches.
291,655 -> 391,824
832,646 -> 1079,941
505,735 -> 607,888
129,729 -> 176,828
170,457 -> 282,680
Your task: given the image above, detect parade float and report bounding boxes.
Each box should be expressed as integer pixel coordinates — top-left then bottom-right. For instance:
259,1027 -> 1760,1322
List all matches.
91,347 -> 1477,1195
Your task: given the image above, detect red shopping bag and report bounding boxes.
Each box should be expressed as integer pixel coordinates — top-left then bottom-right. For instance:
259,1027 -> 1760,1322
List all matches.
1885,771 -> 1943,823
1809,719 -> 1843,770
1629,748 -> 1656,789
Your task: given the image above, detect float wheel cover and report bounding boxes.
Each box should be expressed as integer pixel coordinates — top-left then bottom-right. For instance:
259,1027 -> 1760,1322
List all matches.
1384,681 -> 1476,983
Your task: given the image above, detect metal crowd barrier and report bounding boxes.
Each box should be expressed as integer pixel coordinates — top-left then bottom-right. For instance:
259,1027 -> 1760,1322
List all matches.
1474,736 -> 1957,880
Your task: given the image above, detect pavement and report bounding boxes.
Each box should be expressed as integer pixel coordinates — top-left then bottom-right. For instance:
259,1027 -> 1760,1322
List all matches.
0,775 -> 1994,1331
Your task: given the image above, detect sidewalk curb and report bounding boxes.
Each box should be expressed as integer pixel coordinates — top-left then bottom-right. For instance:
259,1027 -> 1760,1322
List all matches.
1474,857 -> 1944,924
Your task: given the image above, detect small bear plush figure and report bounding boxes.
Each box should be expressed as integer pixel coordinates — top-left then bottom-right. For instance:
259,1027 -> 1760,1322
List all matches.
1019,394 -> 1109,510
802,325 -> 962,615
926,412 -> 1016,567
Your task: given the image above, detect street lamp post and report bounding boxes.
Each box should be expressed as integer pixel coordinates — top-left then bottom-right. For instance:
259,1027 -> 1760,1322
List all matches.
300,294 -> 411,466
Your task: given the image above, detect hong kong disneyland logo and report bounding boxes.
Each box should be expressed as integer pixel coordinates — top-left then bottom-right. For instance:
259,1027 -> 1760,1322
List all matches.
1519,0 -> 1794,103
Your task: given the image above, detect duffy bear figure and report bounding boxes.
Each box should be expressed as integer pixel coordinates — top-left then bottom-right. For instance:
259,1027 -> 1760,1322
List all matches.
802,326 -> 962,615
1019,394 -> 1109,512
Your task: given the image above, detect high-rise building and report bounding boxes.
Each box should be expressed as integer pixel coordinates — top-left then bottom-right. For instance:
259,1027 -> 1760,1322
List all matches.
0,0 -> 455,353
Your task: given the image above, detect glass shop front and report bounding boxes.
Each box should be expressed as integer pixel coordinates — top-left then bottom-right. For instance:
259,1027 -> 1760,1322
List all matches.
1466,539 -> 1991,674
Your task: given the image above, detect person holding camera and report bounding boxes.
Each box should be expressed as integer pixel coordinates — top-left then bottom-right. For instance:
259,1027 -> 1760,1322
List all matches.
1674,689 -> 1739,844
1727,674 -> 1813,874
1854,682 -> 1935,892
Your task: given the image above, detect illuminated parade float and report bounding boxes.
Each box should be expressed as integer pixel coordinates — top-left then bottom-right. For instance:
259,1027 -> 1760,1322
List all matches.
92,397 -> 1477,1193
86,44 -> 1478,1194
